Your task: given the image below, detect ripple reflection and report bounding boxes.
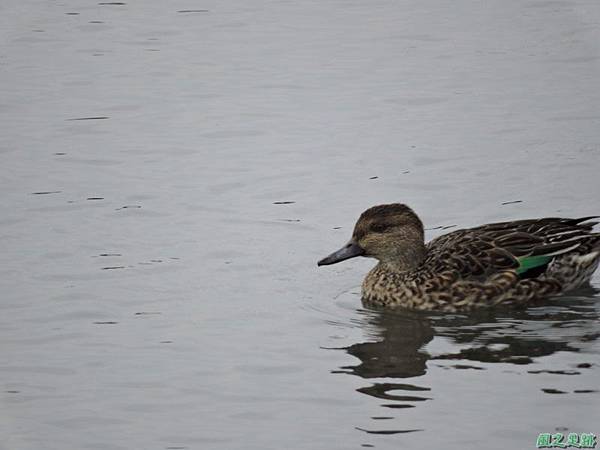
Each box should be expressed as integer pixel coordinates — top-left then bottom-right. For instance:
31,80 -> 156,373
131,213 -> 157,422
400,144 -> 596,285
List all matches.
330,287 -> 600,436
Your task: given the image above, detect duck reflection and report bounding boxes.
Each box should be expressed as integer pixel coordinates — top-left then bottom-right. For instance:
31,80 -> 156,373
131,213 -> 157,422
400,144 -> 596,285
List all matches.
341,309 -> 434,380
335,287 -> 600,415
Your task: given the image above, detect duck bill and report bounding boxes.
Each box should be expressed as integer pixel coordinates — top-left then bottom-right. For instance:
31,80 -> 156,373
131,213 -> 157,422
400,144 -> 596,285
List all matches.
318,240 -> 365,266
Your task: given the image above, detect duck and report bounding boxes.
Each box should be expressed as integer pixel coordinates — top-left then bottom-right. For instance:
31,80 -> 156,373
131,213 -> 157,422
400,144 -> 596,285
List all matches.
318,203 -> 600,311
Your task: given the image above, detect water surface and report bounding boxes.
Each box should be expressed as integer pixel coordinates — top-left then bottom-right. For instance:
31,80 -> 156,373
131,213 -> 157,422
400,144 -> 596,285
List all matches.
1,0 -> 599,449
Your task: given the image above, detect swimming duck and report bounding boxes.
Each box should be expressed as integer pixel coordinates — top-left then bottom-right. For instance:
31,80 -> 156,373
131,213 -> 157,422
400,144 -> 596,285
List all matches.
318,204 -> 600,311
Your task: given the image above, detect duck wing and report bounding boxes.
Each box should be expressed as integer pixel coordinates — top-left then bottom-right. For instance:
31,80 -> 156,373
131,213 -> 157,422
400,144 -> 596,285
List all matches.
425,216 -> 599,279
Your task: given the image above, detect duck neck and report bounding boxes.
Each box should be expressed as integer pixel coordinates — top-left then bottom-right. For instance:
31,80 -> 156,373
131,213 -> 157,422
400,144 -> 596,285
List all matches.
378,242 -> 426,273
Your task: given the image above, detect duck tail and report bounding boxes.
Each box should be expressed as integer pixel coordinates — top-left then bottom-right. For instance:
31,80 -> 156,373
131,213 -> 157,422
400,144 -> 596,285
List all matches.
545,234 -> 600,292
567,216 -> 600,228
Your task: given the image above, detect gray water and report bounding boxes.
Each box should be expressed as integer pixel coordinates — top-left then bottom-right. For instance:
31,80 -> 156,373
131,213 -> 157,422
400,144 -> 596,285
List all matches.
1,1 -> 600,449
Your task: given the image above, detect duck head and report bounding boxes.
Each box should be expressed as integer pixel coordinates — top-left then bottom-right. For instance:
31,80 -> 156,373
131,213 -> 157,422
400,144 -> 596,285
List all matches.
318,203 -> 426,270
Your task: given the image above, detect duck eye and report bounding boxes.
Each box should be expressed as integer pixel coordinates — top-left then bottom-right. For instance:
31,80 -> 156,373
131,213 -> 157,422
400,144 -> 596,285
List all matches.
370,223 -> 388,233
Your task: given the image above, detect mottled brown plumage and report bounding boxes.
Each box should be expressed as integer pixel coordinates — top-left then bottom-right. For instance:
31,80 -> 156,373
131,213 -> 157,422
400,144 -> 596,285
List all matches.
318,204 -> 600,311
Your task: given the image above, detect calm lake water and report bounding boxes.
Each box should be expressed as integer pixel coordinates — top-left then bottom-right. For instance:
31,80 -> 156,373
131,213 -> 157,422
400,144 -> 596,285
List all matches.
1,1 -> 599,449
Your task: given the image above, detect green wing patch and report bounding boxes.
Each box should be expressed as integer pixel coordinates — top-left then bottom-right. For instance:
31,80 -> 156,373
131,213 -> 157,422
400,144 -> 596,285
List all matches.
516,255 -> 552,275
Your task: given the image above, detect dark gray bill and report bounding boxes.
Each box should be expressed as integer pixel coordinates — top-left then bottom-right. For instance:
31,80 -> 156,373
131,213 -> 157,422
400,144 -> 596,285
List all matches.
317,240 -> 365,266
